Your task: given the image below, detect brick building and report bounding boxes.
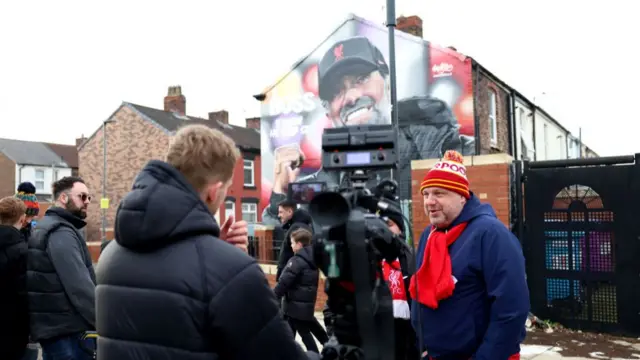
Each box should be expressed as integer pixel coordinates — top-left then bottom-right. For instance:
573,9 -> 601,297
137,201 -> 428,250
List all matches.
78,86 -> 261,242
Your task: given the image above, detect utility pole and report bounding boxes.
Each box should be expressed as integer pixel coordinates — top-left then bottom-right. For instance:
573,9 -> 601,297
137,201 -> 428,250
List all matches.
386,0 -> 398,179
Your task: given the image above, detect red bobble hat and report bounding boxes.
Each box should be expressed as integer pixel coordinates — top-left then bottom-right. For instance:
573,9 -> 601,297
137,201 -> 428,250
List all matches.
419,150 -> 470,199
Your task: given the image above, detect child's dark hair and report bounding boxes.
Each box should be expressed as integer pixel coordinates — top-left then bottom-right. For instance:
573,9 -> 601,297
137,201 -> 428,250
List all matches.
291,228 -> 312,246
0,197 -> 26,226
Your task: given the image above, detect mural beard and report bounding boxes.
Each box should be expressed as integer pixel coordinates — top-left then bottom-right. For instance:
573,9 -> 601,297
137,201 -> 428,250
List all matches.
332,82 -> 392,127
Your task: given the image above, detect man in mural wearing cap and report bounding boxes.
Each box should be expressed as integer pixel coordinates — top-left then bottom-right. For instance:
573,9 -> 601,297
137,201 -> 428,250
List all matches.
263,36 -> 474,224
410,150 -> 529,360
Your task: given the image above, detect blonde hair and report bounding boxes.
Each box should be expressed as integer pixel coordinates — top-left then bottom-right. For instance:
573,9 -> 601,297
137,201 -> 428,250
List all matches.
166,124 -> 241,191
0,197 -> 26,226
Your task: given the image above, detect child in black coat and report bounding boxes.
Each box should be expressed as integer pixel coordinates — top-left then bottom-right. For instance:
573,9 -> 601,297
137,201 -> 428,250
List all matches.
0,197 -> 30,360
274,228 -> 328,353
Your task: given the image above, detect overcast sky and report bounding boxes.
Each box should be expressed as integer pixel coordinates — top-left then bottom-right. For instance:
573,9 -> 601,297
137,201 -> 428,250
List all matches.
1,0 -> 637,156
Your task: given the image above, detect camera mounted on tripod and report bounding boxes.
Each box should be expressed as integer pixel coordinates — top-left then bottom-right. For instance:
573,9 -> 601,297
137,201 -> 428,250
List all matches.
304,124 -> 404,360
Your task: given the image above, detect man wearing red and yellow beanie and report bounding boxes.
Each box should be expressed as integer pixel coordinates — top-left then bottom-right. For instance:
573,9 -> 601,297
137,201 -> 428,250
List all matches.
409,150 -> 529,360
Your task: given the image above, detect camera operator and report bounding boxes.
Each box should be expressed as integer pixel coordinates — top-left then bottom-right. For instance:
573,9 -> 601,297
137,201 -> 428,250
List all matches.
321,208 -> 419,360
96,125 -> 318,360
378,210 -> 420,360
410,150 -> 529,360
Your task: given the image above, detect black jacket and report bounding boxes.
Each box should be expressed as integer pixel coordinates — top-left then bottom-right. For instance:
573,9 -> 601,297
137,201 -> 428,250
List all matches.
96,160 -> 315,360
27,207 -> 96,342
275,209 -> 313,281
274,246 -> 319,321
0,225 -> 29,359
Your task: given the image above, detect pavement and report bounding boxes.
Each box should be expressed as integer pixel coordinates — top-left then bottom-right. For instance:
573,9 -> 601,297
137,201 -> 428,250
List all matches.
292,313 -> 624,359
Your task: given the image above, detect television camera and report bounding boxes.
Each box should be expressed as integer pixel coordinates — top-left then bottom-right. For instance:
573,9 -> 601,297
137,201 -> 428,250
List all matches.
302,124 -> 411,360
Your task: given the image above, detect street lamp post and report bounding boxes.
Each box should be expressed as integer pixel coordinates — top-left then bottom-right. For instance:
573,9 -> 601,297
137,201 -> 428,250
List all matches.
386,0 -> 398,179
101,119 -> 114,244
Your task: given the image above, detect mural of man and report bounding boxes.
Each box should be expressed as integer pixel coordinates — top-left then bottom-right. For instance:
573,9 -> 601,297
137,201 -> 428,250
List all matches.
263,36 -> 475,225
318,36 -> 392,127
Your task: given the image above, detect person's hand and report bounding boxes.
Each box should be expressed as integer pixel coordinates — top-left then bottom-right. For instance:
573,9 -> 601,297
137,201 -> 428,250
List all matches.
272,146 -> 302,194
220,215 -> 248,253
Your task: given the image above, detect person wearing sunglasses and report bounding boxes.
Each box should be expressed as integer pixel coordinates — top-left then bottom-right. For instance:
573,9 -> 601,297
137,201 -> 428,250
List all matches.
27,176 -> 97,360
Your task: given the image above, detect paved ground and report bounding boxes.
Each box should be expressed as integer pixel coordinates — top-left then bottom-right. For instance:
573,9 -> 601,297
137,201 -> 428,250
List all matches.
30,314 -> 635,359
291,313 -> 633,359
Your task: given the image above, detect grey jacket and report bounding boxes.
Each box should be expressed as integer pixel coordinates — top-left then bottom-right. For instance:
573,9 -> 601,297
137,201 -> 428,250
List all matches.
27,207 -> 96,341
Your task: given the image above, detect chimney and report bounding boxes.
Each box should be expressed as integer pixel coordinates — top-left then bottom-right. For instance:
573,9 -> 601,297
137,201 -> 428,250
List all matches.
245,117 -> 260,130
76,135 -> 87,148
164,86 -> 186,115
396,15 -> 423,38
209,110 -> 229,124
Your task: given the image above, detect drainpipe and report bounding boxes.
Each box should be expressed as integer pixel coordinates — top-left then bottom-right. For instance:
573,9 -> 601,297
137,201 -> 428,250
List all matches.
472,61 -> 481,154
531,107 -> 537,161
508,92 -> 517,159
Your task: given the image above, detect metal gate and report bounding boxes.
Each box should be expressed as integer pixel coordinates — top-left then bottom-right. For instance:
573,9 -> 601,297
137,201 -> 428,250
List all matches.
513,154 -> 640,336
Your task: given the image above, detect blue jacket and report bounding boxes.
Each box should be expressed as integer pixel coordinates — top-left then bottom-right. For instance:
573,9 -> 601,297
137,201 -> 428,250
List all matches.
410,193 -> 529,360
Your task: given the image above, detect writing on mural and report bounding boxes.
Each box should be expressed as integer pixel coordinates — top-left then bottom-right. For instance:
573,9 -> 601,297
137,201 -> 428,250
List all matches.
269,114 -> 311,139
265,92 -> 316,117
432,62 -> 454,78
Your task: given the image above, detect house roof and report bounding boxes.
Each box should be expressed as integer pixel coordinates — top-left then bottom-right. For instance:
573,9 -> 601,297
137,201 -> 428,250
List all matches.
0,138 -> 70,167
45,143 -> 78,168
126,103 -> 260,151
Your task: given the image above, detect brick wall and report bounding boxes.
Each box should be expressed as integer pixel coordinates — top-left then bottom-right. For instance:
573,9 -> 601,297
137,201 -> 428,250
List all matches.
79,106 -> 171,242
410,154 -> 512,243
475,71 -> 511,155
0,153 -> 16,198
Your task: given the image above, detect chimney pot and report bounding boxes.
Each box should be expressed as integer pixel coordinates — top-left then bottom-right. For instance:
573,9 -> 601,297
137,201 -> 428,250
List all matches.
396,15 -> 423,38
164,85 -> 186,115
209,110 -> 229,124
76,135 -> 87,148
245,117 -> 260,130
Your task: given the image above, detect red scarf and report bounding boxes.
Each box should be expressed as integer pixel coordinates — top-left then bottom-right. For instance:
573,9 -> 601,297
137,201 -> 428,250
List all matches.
382,259 -> 408,301
409,223 -> 468,309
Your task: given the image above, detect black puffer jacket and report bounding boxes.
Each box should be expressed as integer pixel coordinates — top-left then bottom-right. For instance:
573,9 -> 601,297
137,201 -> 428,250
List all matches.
96,160 -> 316,360
276,209 -> 313,281
0,225 -> 29,359
274,246 -> 319,321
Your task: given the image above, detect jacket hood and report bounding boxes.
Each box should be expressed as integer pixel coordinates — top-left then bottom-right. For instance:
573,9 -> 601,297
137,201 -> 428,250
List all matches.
398,96 -> 458,127
451,192 -> 496,226
115,160 -> 220,252
291,208 -> 312,226
296,246 -> 316,269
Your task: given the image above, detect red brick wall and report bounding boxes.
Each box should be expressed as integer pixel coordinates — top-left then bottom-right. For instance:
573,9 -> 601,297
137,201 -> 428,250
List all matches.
475,71 -> 511,155
0,152 -> 16,198
79,105 -> 171,243
411,155 -> 512,243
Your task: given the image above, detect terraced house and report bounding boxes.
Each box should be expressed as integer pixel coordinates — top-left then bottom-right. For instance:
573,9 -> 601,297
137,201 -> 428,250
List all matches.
78,86 -> 261,242
0,138 -> 78,203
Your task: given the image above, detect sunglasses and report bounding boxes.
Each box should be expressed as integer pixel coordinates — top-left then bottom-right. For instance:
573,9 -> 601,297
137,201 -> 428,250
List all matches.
68,192 -> 92,202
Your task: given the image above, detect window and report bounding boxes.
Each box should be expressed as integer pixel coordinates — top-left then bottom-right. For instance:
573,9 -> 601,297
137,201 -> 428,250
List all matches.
54,169 -> 60,181
488,90 -> 497,145
225,200 -> 235,219
242,203 -> 257,223
243,159 -> 255,187
518,108 -> 525,131
35,169 -> 45,192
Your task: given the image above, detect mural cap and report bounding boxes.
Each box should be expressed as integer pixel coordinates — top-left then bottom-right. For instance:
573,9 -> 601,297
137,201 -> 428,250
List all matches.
318,36 -> 387,101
